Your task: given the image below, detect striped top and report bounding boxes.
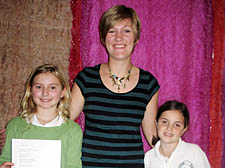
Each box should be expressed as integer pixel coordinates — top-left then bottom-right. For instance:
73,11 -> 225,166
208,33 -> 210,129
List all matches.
74,64 -> 160,168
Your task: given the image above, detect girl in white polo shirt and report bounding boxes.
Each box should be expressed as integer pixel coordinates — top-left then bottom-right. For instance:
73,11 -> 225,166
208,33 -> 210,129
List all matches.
144,100 -> 211,168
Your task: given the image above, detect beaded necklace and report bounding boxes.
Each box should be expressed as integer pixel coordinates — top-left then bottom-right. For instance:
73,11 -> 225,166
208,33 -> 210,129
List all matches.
108,64 -> 132,93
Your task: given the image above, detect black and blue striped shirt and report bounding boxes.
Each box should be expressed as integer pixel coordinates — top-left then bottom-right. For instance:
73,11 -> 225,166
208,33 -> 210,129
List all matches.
74,64 -> 160,168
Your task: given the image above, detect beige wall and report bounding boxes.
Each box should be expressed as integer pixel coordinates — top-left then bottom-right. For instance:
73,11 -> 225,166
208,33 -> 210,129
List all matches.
0,0 -> 72,128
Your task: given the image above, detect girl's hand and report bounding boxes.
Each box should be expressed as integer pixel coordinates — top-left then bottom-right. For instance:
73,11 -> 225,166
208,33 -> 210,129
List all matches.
0,162 -> 14,168
0,128 -> 6,150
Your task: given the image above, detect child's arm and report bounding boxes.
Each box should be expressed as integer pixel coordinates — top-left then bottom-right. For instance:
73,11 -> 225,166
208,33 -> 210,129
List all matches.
0,162 -> 14,168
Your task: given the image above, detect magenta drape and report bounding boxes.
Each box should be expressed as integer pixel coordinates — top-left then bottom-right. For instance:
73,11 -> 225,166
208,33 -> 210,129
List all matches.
69,0 -> 225,167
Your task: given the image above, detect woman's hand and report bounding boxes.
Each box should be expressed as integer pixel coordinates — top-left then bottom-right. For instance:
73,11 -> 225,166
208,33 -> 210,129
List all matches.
142,120 -> 157,147
0,162 -> 14,168
0,129 -> 6,151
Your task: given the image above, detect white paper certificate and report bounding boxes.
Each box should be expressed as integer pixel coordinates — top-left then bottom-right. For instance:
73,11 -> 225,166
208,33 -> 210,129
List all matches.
12,139 -> 61,168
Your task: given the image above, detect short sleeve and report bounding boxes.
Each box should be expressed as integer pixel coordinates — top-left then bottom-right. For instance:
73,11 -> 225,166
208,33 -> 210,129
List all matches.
0,117 -> 20,164
140,69 -> 160,102
65,121 -> 83,168
73,68 -> 87,96
194,145 -> 211,168
148,73 -> 160,100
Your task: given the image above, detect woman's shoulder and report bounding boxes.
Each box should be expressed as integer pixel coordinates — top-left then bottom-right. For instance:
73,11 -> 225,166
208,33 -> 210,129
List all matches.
138,67 -> 157,79
76,64 -> 100,79
137,67 -> 160,91
81,64 -> 100,72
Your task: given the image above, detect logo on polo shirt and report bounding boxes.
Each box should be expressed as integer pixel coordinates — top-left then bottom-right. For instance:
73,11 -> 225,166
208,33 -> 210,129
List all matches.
178,160 -> 194,168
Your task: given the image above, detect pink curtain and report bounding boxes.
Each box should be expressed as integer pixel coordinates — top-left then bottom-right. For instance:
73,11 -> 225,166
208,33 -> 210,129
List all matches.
69,0 -> 224,167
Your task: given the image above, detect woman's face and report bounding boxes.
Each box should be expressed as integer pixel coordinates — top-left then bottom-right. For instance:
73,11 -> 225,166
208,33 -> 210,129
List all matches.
105,18 -> 136,61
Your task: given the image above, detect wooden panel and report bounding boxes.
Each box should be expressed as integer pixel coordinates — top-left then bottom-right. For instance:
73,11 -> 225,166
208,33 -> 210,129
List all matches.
0,0 -> 72,128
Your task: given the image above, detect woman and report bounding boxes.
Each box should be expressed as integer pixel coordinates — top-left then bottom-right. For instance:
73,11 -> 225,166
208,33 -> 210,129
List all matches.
70,5 -> 160,167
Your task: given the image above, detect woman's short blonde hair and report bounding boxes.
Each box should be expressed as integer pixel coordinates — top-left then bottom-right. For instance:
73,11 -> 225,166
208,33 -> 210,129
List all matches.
20,64 -> 71,121
99,5 -> 141,46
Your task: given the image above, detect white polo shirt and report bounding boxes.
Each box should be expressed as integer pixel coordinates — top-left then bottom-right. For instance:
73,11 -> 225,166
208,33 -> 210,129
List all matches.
144,138 -> 211,168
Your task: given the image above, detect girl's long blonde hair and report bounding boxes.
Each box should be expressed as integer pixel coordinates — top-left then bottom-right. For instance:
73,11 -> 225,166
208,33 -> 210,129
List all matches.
20,64 -> 71,121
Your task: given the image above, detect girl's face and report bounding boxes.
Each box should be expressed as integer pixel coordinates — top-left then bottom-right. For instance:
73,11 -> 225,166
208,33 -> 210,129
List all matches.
157,110 -> 187,146
105,18 -> 136,61
31,72 -> 64,112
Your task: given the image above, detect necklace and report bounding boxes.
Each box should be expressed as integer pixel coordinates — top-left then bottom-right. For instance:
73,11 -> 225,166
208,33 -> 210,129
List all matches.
108,64 -> 132,92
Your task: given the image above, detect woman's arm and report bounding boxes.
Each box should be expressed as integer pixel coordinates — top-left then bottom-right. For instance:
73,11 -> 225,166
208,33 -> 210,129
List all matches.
141,91 -> 159,147
69,83 -> 85,121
